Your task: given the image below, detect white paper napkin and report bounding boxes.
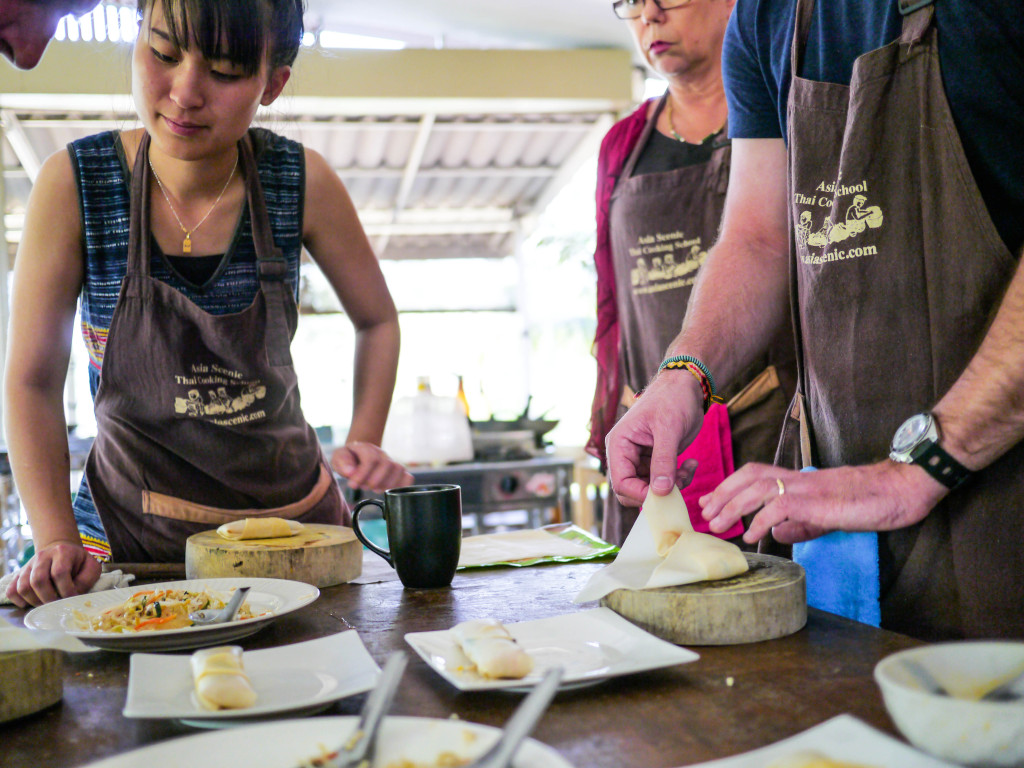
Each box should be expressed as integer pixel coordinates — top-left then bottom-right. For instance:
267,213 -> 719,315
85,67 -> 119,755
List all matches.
0,568 -> 135,606
458,528 -> 598,567
0,618 -> 96,653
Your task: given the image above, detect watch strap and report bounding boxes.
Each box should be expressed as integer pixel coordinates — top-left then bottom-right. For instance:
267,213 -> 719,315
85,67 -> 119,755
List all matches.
910,440 -> 971,489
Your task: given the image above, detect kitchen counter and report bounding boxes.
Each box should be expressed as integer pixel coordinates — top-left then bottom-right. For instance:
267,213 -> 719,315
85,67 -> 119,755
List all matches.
0,560 -> 921,768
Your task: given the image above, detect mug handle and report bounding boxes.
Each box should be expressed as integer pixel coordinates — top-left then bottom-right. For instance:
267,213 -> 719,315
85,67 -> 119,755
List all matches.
352,497 -> 394,567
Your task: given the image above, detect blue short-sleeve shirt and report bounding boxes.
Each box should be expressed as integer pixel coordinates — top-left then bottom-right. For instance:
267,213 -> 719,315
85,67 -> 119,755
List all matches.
723,0 -> 1024,254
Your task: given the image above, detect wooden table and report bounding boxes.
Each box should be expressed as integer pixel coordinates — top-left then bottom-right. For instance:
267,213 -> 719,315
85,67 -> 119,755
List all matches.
0,561 -> 920,768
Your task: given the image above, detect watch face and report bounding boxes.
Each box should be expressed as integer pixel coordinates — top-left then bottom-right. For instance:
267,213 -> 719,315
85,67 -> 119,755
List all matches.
892,413 -> 931,453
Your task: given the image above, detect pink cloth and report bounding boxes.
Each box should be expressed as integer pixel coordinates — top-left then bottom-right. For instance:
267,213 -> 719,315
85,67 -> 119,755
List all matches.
679,404 -> 744,538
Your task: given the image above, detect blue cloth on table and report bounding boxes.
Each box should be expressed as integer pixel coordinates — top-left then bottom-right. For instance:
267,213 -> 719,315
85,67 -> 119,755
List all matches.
791,467 -> 880,626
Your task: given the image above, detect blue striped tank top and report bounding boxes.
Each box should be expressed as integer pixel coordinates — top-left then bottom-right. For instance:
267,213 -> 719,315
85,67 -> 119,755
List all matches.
68,128 -> 306,559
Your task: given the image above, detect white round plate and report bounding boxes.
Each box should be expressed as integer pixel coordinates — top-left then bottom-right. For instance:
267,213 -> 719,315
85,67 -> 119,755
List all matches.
24,578 -> 319,652
81,715 -> 574,768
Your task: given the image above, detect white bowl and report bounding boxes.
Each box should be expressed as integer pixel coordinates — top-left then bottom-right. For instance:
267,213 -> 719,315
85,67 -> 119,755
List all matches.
874,642 -> 1024,767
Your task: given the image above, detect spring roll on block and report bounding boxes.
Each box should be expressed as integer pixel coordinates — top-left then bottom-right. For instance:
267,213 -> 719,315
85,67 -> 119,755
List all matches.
216,517 -> 304,540
190,645 -> 258,711
452,619 -> 534,679
643,487 -> 749,581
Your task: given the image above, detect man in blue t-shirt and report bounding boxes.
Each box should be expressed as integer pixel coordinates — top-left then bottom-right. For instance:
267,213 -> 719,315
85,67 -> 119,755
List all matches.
605,0 -> 1024,640
723,0 -> 1024,255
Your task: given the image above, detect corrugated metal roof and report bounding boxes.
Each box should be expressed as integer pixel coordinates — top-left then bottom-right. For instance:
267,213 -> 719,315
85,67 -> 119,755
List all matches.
2,95 -> 622,264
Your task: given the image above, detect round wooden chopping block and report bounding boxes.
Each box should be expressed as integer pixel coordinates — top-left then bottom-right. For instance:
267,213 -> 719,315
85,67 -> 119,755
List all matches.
185,524 -> 362,587
0,649 -> 62,723
601,553 -> 806,646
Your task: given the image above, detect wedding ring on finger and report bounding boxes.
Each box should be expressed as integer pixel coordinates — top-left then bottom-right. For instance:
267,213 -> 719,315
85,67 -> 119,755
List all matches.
776,478 -> 786,497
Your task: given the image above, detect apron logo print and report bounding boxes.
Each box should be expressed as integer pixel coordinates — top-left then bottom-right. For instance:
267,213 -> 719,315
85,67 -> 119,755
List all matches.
175,383 -> 267,418
794,182 -> 884,264
173,363 -> 268,424
629,231 -> 706,294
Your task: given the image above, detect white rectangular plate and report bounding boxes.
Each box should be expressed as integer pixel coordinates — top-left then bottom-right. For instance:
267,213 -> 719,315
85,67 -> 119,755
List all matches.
123,631 -> 379,727
405,606 -> 699,691
673,714 -> 959,768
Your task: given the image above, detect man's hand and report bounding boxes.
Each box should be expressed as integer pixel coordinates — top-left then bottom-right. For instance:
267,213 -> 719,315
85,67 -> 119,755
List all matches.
606,371 -> 705,506
4,540 -> 101,607
331,441 -> 413,493
699,460 -> 949,545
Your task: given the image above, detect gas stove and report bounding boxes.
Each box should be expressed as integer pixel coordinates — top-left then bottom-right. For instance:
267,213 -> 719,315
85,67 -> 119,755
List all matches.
409,454 -> 574,533
340,453 -> 574,535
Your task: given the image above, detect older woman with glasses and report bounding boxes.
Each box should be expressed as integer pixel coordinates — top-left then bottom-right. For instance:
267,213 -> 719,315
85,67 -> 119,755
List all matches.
587,0 -> 795,546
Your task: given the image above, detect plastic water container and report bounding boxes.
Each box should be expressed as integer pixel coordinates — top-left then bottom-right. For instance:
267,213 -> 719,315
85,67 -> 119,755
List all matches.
382,383 -> 473,466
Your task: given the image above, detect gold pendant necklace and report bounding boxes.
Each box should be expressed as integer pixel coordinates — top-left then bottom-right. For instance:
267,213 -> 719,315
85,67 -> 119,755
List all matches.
148,150 -> 238,254
665,97 -> 725,145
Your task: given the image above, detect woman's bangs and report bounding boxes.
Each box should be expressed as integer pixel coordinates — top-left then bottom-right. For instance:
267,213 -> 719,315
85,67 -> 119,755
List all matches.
157,0 -> 268,75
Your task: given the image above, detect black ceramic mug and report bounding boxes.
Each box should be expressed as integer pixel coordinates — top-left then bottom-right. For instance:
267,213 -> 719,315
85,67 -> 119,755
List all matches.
352,484 -> 462,588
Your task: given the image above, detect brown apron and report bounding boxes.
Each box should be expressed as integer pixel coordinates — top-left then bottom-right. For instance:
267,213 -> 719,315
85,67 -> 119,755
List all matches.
784,0 -> 1024,638
604,95 -> 794,545
85,132 -> 344,563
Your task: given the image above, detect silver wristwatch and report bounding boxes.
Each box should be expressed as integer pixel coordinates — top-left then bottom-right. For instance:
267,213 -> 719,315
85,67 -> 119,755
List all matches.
889,412 -> 971,490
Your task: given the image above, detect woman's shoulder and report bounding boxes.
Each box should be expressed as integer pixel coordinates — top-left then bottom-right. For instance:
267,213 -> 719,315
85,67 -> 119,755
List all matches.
250,127 -> 304,164
603,100 -> 652,149
67,130 -> 122,164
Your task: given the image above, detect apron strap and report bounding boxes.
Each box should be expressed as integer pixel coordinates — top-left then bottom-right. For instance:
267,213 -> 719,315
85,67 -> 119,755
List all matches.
615,94 -> 666,186
899,1 -> 936,46
708,117 -> 731,195
787,0 -> 815,462
898,0 -> 934,16
126,132 -> 154,277
239,134 -> 295,367
790,0 -> 816,80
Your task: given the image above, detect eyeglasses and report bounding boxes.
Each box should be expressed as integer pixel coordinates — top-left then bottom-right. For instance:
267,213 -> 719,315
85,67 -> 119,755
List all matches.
612,0 -> 695,20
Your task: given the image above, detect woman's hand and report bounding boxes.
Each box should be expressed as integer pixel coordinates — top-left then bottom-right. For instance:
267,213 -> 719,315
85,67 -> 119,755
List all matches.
4,540 -> 102,607
331,442 -> 413,493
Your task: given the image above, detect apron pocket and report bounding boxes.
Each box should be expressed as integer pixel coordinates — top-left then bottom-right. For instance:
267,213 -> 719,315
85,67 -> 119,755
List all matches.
141,462 -> 334,525
727,365 -> 791,470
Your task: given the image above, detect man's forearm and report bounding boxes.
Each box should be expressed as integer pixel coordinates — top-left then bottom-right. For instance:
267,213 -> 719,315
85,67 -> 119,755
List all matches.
660,229 -> 791,392
936,249 -> 1024,469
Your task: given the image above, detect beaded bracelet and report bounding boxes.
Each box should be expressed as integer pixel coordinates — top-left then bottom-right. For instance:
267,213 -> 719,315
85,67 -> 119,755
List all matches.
659,355 -> 718,396
684,364 -> 714,413
658,356 -> 723,413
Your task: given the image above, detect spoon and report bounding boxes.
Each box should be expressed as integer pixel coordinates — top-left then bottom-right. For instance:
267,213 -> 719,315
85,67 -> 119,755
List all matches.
188,586 -> 250,626
980,668 -> 1024,702
465,666 -> 564,768
903,658 -> 1024,702
901,658 -> 948,696
326,651 -> 408,768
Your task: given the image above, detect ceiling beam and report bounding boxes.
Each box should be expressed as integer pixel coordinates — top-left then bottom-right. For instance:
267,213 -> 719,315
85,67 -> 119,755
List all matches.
392,113 -> 435,219
0,111 -> 42,183
1,44 -> 634,116
12,118 -> 597,133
